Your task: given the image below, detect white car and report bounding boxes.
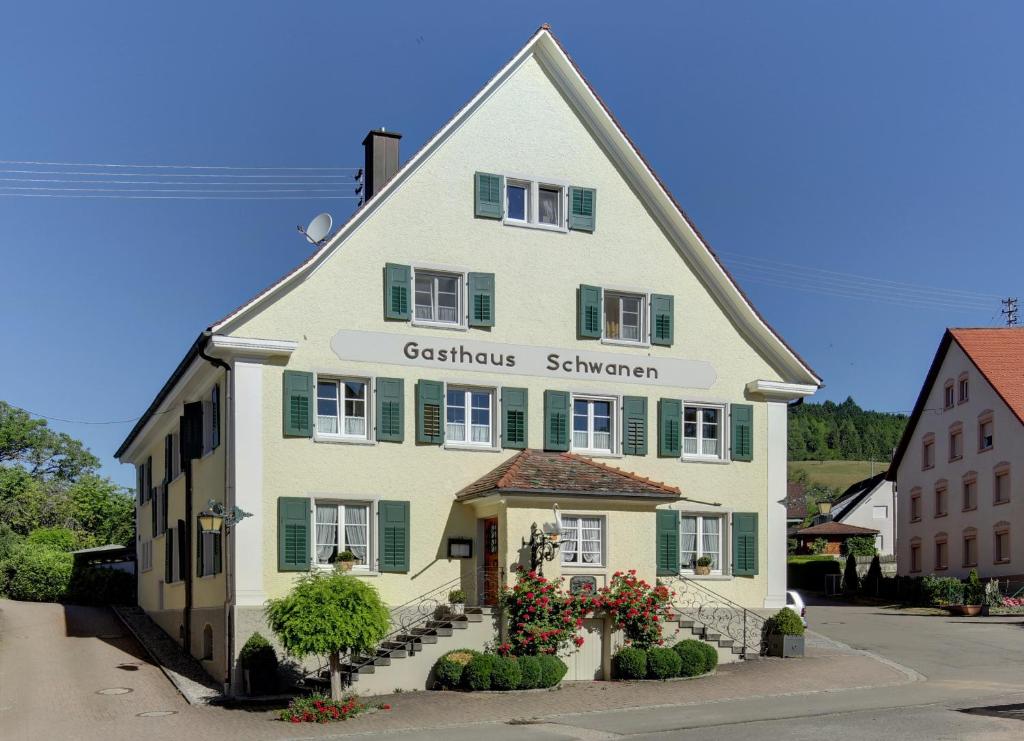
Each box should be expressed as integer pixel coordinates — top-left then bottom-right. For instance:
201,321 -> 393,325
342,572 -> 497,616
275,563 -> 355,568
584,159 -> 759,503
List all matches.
786,589 -> 808,627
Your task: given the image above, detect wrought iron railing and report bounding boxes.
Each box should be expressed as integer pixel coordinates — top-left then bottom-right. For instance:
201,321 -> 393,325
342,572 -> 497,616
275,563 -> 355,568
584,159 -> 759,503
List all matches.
664,576 -> 767,656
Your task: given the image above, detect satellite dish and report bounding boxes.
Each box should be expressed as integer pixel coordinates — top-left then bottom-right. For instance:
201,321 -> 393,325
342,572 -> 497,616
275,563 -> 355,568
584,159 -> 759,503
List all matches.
298,212 -> 332,245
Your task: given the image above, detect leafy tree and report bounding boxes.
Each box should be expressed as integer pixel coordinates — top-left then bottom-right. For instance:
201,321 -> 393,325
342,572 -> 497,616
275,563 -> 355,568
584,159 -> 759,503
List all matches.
789,397 -> 906,462
0,467 -> 48,535
0,402 -> 98,481
842,536 -> 877,558
57,475 -> 134,546
26,526 -> 82,552
266,572 -> 390,700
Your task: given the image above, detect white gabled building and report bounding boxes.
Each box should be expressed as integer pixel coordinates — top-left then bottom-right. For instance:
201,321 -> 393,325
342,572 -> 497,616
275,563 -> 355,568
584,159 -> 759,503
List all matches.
116,26 -> 820,694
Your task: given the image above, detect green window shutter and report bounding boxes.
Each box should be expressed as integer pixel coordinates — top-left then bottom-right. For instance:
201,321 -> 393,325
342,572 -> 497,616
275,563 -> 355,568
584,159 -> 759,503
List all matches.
474,172 -> 503,219
468,272 -> 496,327
378,500 -> 410,573
383,263 -> 412,320
150,466 -> 157,537
568,187 -> 596,232
650,294 -> 674,347
622,396 -> 648,456
145,456 -> 152,502
658,399 -> 682,457
177,519 -> 187,583
164,434 -> 173,484
196,521 -> 204,577
161,486 -> 168,535
375,377 -> 405,442
211,384 -> 220,450
577,285 -> 603,339
730,404 -> 754,462
543,390 -> 570,452
501,387 -> 528,449
277,497 -> 310,571
282,370 -> 314,437
213,531 -> 222,574
165,526 -> 173,582
656,510 -> 680,576
416,380 -> 445,444
732,512 -> 758,576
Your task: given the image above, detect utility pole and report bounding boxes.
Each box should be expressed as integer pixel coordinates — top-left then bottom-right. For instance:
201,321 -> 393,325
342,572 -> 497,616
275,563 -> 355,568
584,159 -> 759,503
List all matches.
1001,297 -> 1018,327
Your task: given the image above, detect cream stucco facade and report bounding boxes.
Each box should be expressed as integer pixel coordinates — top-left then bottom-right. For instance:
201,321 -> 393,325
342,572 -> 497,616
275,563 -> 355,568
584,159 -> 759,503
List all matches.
117,28 -> 818,692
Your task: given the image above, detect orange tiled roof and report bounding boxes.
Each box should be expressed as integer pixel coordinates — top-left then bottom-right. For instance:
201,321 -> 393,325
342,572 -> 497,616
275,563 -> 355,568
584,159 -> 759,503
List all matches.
795,521 -> 878,537
456,449 -> 680,501
950,327 -> 1024,424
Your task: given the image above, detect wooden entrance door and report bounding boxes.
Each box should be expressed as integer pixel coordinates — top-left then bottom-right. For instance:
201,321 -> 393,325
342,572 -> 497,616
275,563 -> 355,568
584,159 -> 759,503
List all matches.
482,517 -> 499,606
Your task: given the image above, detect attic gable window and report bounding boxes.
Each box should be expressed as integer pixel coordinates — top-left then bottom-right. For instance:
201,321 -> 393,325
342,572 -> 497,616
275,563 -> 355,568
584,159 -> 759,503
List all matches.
501,176 -> 569,232
414,270 -> 462,327
604,291 -> 646,344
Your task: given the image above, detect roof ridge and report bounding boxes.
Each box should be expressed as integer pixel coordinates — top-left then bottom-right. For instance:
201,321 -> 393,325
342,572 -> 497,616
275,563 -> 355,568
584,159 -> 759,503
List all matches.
562,451 -> 680,494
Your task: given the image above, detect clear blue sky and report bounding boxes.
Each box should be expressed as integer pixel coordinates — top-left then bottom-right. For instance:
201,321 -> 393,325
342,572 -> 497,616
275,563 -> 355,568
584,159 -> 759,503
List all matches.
2,1 -> 1021,487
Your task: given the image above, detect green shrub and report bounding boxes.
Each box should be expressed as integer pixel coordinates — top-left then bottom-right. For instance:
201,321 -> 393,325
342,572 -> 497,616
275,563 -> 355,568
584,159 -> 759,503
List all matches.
2,544 -> 73,602
811,537 -> 829,555
764,607 -> 805,637
673,640 -> 708,677
922,575 -> 963,606
964,569 -> 984,605
537,654 -> 568,687
517,655 -> 542,689
646,647 -> 682,680
843,553 -> 859,593
786,557 -> 841,591
463,653 -> 497,691
696,641 -> 718,672
0,523 -> 23,562
434,649 -> 478,689
26,526 -> 82,552
239,632 -> 279,672
65,565 -> 136,604
613,646 -> 647,680
490,655 -> 523,691
842,535 -> 877,557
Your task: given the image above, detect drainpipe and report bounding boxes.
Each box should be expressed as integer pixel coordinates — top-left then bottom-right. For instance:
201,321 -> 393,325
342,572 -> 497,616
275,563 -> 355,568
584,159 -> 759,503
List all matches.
198,333 -> 234,691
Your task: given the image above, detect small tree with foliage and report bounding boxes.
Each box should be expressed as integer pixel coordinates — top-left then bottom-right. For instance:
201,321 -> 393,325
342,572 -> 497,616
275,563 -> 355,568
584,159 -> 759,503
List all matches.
842,535 -> 877,558
266,572 -> 389,700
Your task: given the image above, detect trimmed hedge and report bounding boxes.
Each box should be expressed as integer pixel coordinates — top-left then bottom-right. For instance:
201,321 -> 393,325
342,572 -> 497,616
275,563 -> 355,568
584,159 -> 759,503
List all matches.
434,649 -> 479,689
518,655 -> 542,689
646,647 -> 681,680
613,646 -> 647,680
463,653 -> 498,691
674,640 -> 708,677
695,641 -> 718,672
537,654 -> 567,688
490,655 -> 523,691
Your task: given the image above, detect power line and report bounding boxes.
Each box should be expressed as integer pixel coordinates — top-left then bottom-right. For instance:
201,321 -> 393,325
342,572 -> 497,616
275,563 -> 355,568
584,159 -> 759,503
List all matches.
0,192 -> 358,200
1001,297 -> 1018,326
0,185 -> 348,194
7,403 -> 175,425
0,158 -> 357,171
0,170 -> 354,180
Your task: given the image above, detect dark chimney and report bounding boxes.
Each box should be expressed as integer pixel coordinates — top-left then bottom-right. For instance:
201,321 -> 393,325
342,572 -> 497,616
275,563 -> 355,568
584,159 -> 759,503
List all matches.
362,128 -> 402,200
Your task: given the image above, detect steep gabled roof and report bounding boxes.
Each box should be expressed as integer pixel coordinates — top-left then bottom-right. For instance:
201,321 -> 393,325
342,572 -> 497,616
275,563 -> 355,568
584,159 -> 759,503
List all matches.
456,449 -> 680,501
831,471 -> 888,521
208,25 -> 820,387
888,327 -> 1024,479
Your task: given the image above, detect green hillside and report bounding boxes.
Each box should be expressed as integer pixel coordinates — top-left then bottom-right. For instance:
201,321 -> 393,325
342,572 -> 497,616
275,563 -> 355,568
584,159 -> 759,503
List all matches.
788,460 -> 889,492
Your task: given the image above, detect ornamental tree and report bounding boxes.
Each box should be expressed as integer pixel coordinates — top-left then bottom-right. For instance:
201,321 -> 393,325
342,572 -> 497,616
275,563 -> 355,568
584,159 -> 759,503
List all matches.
266,572 -> 390,700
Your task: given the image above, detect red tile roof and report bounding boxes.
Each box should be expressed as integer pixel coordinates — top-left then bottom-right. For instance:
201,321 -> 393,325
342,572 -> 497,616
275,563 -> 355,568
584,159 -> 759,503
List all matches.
456,449 -> 681,501
795,521 -> 879,537
950,328 -> 1024,424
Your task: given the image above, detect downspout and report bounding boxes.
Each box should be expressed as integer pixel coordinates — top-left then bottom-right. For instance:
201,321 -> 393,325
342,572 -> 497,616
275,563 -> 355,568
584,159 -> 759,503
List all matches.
198,332 -> 234,691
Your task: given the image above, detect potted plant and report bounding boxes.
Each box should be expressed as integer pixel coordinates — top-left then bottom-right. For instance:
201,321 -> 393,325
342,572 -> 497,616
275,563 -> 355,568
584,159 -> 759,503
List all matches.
239,632 -> 279,695
334,550 -> 358,572
448,588 -> 466,616
694,556 -> 713,576
763,607 -> 805,658
949,569 -> 984,616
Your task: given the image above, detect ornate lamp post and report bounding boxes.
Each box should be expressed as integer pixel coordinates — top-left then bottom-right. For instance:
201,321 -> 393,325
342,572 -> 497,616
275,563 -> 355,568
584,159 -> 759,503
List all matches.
522,504 -> 562,576
197,499 -> 252,533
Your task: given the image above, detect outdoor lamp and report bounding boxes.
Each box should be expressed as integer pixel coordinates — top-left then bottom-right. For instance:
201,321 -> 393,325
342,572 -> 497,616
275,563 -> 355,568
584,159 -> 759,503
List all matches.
197,509 -> 224,533
197,499 -> 252,532
817,501 -> 832,517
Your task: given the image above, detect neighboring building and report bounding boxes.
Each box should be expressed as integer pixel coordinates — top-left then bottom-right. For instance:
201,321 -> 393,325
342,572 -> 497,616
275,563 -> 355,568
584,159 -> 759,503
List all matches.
786,481 -> 809,529
816,472 -> 895,555
890,328 -> 1024,580
115,26 -> 820,693
793,521 -> 879,556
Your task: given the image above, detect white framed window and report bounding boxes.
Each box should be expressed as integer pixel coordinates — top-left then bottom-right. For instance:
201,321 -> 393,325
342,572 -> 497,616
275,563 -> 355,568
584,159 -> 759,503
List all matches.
943,381 -> 954,409
949,427 -> 963,460
572,396 -> 615,454
872,505 -> 888,519
561,515 -> 604,566
979,417 -> 994,451
446,387 -> 494,447
316,377 -> 369,439
414,270 -> 462,326
875,534 -> 884,552
683,405 -> 724,459
958,375 -> 969,403
140,540 -> 153,572
503,177 -> 568,232
314,501 -> 372,569
603,291 -> 646,344
922,436 -> 935,469
679,514 -> 725,574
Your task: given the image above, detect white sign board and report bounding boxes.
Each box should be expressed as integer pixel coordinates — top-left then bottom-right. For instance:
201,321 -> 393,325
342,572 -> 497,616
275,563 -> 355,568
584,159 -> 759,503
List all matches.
330,330 -> 716,389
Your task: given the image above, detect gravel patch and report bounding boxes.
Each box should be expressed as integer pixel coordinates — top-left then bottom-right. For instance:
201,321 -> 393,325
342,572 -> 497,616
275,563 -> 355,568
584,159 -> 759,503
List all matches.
112,605 -> 223,706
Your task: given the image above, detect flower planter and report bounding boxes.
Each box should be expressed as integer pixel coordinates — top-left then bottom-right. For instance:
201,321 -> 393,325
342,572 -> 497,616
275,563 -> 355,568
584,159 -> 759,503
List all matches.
336,560 -> 355,572
947,605 -> 982,617
694,566 -> 711,576
767,634 -> 804,658
448,602 -> 465,616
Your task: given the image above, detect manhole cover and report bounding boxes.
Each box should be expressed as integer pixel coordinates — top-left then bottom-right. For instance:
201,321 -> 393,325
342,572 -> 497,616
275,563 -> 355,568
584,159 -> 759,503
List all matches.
96,687 -> 133,695
137,711 -> 178,717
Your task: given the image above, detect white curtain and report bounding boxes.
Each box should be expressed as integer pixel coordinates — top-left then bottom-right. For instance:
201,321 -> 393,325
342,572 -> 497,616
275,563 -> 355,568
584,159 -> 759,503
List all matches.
581,517 -> 602,564
345,506 -> 369,563
561,518 -> 578,563
316,505 -> 338,564
680,515 -> 697,569
702,517 -> 721,569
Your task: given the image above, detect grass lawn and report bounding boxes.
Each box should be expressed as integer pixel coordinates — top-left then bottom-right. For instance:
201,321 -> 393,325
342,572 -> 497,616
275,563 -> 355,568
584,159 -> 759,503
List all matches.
788,460 -> 890,491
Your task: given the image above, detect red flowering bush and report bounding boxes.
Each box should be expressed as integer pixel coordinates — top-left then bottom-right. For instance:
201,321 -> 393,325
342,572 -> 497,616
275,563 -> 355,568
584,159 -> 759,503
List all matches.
279,693 -> 374,723
500,567 -> 599,655
599,571 -> 674,649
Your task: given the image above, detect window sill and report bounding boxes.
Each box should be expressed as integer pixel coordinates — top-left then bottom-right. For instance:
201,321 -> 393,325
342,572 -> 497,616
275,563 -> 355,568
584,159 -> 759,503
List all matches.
571,449 -> 620,459
994,559 -> 1011,566
994,499 -> 1010,506
502,219 -> 567,234
197,574 -> 220,581
978,446 -> 993,454
935,566 -> 948,571
963,562 -> 978,569
949,456 -> 963,463
314,566 -> 379,577
922,465 -> 935,471
600,338 -> 651,349
962,506 -> 977,512
443,443 -> 501,453
681,456 -> 729,465
935,512 -> 948,519
562,563 -> 605,570
680,573 -> 731,581
314,434 -> 375,447
411,319 -> 467,332
910,518 -> 922,524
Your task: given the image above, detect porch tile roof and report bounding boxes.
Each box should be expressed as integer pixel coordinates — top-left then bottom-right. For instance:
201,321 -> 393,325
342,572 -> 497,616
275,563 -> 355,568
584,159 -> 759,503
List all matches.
795,521 -> 879,537
456,449 -> 681,501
